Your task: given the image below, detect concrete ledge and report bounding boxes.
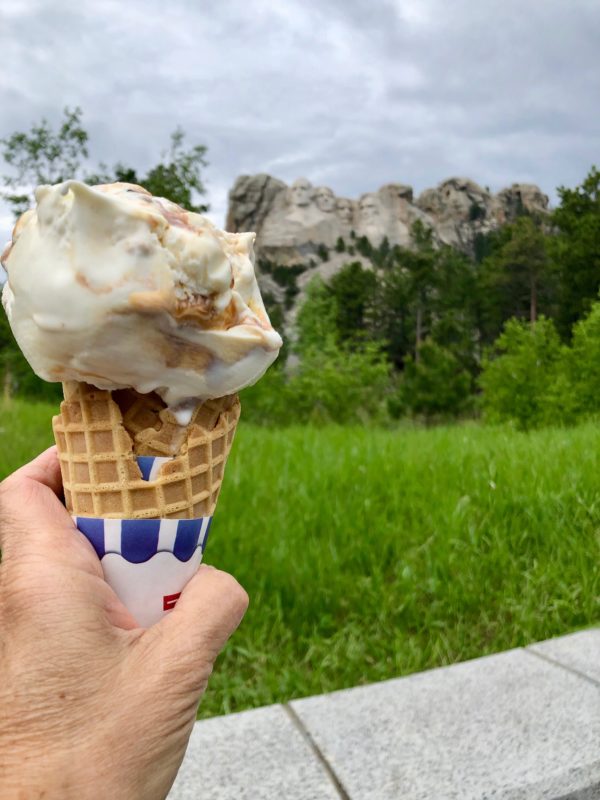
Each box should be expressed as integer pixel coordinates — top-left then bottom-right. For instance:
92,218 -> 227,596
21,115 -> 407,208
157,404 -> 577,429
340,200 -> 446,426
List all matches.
528,628 -> 600,686
168,704 -> 340,799
169,628 -> 600,799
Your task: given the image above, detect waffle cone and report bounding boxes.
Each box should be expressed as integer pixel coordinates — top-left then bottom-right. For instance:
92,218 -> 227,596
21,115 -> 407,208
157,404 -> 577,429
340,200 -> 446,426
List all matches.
53,382 -> 240,519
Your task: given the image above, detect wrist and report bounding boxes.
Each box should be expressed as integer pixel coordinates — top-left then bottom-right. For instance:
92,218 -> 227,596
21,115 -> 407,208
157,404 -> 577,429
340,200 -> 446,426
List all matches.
0,736 -> 169,800
0,752 -> 99,800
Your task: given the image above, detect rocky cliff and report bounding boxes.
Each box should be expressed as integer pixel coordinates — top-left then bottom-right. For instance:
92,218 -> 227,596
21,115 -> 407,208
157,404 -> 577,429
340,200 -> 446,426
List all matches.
226,174 -> 549,264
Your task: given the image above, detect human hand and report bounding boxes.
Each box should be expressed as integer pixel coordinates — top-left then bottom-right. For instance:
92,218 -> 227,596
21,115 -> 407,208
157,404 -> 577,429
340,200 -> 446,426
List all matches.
0,447 -> 248,800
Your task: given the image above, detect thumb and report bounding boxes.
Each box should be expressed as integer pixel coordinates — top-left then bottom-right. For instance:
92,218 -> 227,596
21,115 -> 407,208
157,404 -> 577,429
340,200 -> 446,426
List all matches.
143,564 -> 248,670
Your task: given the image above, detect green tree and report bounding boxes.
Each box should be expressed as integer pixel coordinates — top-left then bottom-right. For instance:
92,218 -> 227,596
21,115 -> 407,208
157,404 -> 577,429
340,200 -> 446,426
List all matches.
368,253 -> 412,369
356,235 -> 373,258
405,222 -> 436,357
370,224 -> 477,372
294,278 -> 338,354
133,127 -> 208,212
286,338 -> 390,424
317,243 -> 329,262
2,109 -> 209,217
478,216 -> 553,343
479,317 -> 569,429
0,312 -> 62,401
551,166 -> 600,338
1,107 -> 89,216
429,311 -> 478,378
391,338 -> 472,421
568,300 -> 600,417
429,246 -> 478,365
1,109 -> 210,398
367,223 -> 438,367
281,277 -> 391,424
242,337 -> 391,425
371,236 -> 391,268
328,261 -> 377,346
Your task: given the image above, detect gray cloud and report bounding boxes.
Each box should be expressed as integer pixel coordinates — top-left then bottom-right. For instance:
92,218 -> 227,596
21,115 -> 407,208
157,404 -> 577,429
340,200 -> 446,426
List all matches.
1,0 -> 598,245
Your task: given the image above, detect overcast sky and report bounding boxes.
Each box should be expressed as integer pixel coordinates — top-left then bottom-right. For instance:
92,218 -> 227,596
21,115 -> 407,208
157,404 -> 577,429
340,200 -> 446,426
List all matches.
1,0 -> 599,243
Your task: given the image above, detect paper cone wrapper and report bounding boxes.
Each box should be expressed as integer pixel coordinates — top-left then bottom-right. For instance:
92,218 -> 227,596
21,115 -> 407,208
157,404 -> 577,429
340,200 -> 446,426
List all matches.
75,512 -> 211,627
53,382 -> 240,626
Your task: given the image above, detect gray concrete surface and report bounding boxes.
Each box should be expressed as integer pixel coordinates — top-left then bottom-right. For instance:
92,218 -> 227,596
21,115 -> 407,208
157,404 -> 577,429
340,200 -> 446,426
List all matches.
529,627 -> 600,686
292,645 -> 600,799
169,629 -> 600,799
167,704 -> 340,800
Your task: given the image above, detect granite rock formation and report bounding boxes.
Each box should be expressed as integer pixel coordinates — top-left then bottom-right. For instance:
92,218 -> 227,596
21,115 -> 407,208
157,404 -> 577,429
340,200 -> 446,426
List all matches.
226,174 -> 549,265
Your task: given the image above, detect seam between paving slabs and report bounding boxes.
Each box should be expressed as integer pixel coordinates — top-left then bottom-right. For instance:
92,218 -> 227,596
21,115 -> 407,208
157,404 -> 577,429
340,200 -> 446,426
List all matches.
283,704 -> 352,800
524,647 -> 600,689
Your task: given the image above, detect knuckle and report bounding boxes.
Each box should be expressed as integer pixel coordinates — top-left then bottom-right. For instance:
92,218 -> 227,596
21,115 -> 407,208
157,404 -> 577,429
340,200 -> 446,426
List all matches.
0,476 -> 38,541
148,647 -> 214,698
209,568 -> 249,609
0,477 -> 19,522
231,581 -> 250,616
205,570 -> 250,632
221,572 -> 250,618
197,567 -> 250,630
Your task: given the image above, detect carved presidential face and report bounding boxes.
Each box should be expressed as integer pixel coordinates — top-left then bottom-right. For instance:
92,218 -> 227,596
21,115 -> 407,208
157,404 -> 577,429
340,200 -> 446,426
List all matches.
522,187 -> 549,211
336,198 -> 354,223
314,186 -> 336,213
290,178 -> 312,207
359,193 -> 380,223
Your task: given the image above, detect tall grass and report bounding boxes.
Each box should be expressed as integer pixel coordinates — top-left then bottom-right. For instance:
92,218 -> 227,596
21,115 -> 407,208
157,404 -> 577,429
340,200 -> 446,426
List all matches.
0,399 -> 58,474
2,400 -> 599,718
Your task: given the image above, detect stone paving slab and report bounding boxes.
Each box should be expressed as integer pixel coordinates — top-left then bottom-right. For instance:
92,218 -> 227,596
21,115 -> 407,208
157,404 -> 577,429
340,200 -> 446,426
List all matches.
528,628 -> 600,685
167,704 -> 340,800
291,645 -> 600,800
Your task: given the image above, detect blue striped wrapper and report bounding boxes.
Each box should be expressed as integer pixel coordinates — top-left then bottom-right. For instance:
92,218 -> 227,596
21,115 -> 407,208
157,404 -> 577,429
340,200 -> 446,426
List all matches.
136,455 -> 172,481
74,516 -> 212,563
73,455 -> 211,564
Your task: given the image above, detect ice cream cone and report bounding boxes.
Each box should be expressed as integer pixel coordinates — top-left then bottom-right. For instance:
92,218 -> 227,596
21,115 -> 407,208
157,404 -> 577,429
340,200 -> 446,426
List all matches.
52,381 -> 240,625
53,381 -> 240,519
3,181 -> 281,627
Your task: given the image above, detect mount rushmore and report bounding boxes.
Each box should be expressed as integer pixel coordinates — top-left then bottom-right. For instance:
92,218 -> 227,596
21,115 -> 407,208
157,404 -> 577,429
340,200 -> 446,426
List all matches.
226,174 -> 549,265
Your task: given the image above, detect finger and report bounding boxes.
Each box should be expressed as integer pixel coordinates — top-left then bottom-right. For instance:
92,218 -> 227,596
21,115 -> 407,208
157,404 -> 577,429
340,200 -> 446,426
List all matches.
1,448 -> 70,530
0,448 -> 86,560
10,446 -> 63,496
143,565 -> 248,668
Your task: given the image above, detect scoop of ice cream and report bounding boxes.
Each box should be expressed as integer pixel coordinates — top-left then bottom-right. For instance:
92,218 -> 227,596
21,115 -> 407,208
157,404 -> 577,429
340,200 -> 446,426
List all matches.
2,181 -> 282,409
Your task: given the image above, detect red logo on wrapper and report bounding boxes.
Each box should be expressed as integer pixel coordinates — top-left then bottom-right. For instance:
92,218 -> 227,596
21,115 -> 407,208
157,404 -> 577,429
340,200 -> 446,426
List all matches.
163,592 -> 181,611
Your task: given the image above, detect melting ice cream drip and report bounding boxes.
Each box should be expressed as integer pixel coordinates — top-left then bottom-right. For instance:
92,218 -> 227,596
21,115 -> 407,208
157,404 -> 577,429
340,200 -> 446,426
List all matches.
169,402 -> 197,427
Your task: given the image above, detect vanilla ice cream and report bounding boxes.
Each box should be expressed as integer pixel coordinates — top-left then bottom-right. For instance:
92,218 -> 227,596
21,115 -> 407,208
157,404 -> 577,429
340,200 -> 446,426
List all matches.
1,181 -> 282,413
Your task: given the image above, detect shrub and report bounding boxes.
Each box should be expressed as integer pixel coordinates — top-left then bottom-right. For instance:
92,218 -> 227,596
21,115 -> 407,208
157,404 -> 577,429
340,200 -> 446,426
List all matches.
294,278 -> 338,354
317,244 -> 329,262
239,365 -> 290,425
356,236 -> 373,258
391,339 -> 472,421
241,338 -> 390,425
479,317 -> 570,429
329,262 -> 377,346
469,202 -> 486,221
569,301 -> 600,417
286,338 -> 390,424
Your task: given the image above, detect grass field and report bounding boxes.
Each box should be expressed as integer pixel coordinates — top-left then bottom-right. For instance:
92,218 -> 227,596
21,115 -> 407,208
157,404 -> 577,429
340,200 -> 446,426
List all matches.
2,400 -> 599,719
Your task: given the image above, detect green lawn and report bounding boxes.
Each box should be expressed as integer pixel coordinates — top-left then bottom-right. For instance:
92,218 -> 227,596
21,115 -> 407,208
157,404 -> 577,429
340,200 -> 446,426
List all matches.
2,400 -> 599,718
